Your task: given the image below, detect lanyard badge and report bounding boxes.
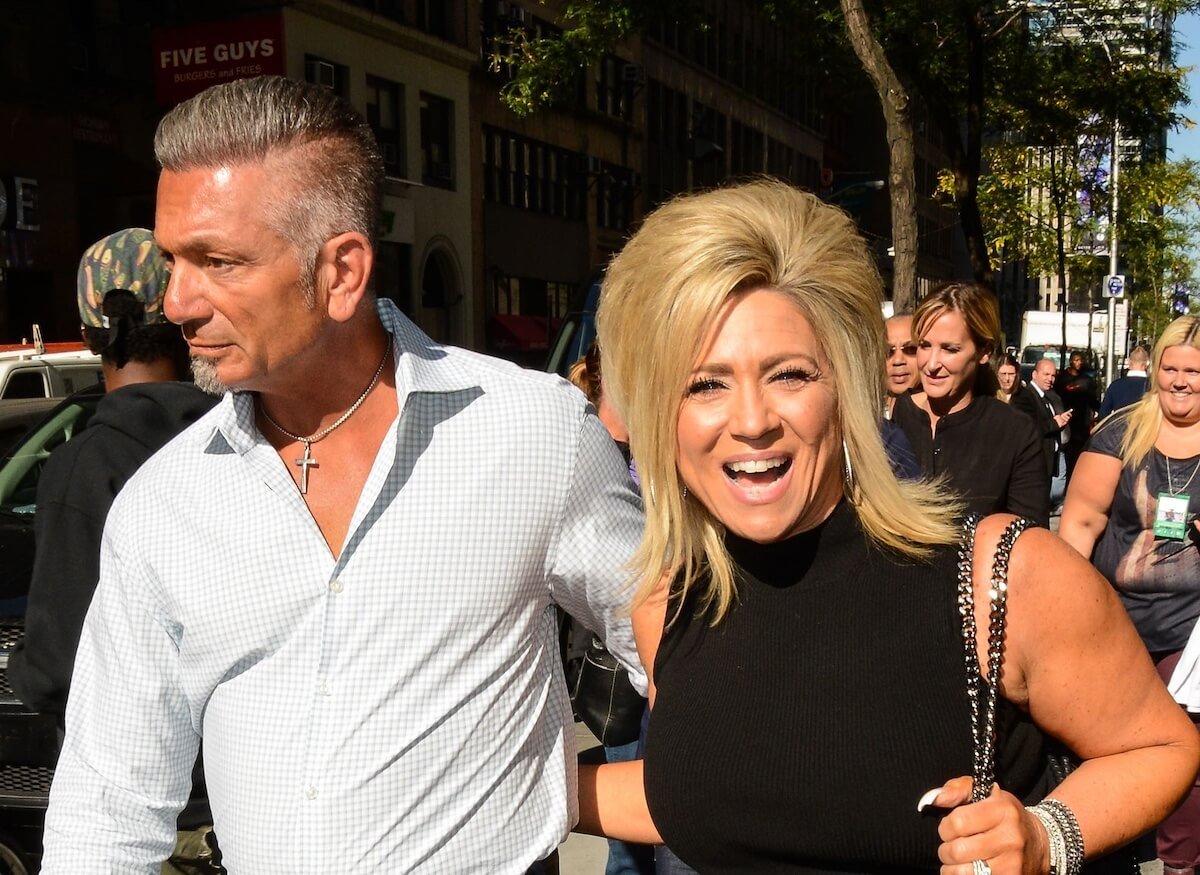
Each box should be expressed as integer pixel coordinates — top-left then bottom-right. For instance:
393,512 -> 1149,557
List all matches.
1154,493 -> 1192,540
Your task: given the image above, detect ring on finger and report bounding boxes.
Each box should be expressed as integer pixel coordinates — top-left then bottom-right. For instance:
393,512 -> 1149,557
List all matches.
972,860 -> 991,875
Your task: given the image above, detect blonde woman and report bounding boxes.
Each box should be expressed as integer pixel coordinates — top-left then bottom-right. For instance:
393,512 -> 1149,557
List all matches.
578,179 -> 1198,874
891,283 -> 1049,525
1060,316 -> 1200,875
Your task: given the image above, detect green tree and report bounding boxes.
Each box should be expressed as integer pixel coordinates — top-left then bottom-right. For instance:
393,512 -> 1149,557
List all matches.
491,0 -> 1194,309
1116,158 -> 1200,340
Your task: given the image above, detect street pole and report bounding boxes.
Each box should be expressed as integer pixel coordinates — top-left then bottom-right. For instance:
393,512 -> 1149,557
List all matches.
1107,115 -> 1120,386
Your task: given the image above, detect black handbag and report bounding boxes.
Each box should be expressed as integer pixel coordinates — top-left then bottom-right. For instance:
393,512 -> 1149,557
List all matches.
567,634 -> 645,747
958,515 -> 1141,875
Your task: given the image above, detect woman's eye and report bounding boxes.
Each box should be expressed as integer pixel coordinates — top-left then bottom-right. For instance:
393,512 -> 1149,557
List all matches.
772,368 -> 814,384
686,378 -> 725,396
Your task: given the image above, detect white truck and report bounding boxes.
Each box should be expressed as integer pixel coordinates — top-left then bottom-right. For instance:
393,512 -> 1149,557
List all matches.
1017,309 -> 1107,380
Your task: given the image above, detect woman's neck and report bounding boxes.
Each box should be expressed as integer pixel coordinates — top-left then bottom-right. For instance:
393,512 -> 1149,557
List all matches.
1157,414 -> 1200,458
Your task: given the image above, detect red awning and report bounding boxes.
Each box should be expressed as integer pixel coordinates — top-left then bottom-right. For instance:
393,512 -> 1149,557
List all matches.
489,314 -> 552,352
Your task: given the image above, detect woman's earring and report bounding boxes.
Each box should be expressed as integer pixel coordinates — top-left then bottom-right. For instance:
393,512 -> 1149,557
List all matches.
682,484 -> 689,499
842,439 -> 855,497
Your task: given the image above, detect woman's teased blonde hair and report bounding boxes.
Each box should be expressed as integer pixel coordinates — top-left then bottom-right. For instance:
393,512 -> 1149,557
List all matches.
1102,315 -> 1200,467
597,179 -> 961,623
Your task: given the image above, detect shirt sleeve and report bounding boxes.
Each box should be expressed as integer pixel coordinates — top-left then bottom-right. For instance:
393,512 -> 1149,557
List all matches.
40,497 -> 197,873
1004,413 -> 1051,527
1085,413 -> 1127,459
546,411 -> 648,696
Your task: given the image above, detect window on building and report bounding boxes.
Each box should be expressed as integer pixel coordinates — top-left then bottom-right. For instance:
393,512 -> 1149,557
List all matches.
483,126 -> 586,221
367,75 -> 406,178
596,163 -> 635,230
304,54 -> 349,99
415,0 -> 452,39
646,79 -> 688,207
374,241 -> 413,314
767,138 -> 795,184
595,55 -> 634,122
420,92 -> 455,190
729,120 -> 763,177
691,102 -> 727,190
344,0 -> 405,20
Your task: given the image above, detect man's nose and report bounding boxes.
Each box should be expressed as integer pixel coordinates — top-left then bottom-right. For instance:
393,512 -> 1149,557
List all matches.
162,262 -> 210,325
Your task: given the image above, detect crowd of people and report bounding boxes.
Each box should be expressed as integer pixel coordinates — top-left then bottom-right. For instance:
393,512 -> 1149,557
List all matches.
8,74 -> 1200,875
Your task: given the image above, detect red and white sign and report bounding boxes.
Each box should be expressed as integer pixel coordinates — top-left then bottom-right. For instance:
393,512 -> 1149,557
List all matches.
152,16 -> 286,107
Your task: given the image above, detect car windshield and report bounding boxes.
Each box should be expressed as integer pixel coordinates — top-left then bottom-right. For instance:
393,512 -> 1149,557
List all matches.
1020,346 -> 1096,371
0,391 -> 101,516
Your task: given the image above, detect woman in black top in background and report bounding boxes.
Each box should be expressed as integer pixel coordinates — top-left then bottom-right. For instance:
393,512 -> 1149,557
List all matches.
574,180 -> 1197,874
891,283 -> 1050,526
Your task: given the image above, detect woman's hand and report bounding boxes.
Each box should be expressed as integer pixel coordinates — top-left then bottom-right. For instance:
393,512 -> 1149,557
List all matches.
921,778 -> 1048,875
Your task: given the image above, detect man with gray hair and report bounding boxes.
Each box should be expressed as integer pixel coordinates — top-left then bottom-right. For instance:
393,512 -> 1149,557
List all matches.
42,75 -> 644,874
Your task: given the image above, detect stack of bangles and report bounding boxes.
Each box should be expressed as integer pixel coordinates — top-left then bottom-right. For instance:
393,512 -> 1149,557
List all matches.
1026,799 -> 1084,875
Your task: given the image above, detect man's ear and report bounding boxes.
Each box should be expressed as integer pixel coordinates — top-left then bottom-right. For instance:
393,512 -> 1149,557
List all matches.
317,232 -> 373,323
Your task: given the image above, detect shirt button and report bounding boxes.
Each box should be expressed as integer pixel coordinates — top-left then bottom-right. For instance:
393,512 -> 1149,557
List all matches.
329,578 -> 344,593
305,785 -> 317,800
317,680 -> 330,696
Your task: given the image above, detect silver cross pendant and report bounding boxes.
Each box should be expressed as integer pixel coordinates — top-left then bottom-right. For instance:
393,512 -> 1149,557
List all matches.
295,441 -> 319,494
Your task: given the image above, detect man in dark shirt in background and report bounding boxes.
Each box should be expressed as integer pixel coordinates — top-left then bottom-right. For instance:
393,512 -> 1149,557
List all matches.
1054,350 -> 1097,480
1099,345 -> 1150,418
7,228 -> 220,873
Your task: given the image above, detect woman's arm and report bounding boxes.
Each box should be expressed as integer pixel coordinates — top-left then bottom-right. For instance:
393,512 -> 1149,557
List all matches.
1057,451 -> 1121,559
935,518 -> 1200,872
576,574 -> 670,841
577,760 -> 662,843
631,576 -> 669,707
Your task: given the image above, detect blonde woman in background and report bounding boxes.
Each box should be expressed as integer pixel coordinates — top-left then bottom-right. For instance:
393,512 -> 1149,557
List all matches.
575,179 -> 1198,875
1060,316 -> 1200,875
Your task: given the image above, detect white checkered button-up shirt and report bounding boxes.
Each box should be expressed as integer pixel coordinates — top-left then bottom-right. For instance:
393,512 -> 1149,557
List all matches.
42,300 -> 646,873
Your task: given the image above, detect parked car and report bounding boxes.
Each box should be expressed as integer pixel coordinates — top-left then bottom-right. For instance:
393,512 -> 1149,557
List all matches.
1018,345 -> 1103,386
544,276 -> 602,379
0,347 -> 102,402
0,385 -> 103,873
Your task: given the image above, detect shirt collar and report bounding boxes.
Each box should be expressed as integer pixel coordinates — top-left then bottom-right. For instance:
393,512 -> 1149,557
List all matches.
203,298 -> 481,457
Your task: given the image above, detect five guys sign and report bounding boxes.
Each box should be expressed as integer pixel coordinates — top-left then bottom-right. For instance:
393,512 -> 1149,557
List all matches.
153,16 -> 287,106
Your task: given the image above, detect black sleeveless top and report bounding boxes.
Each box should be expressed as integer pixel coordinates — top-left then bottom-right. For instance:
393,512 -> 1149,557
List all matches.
643,502 -> 1048,873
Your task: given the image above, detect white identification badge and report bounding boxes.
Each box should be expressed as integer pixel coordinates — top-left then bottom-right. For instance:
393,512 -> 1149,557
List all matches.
1154,493 -> 1191,540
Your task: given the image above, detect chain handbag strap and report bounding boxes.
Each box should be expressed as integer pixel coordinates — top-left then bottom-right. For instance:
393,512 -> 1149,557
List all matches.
957,514 -> 1036,803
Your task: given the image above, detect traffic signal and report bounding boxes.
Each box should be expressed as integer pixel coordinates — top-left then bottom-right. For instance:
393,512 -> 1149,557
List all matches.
1173,288 -> 1190,315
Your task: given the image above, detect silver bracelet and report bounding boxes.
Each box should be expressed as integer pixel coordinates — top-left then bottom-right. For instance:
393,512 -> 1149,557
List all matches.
1040,798 -> 1085,874
1027,800 -> 1084,875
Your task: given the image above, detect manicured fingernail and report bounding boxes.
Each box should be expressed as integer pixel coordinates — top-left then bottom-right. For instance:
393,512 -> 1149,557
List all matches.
917,787 -> 941,812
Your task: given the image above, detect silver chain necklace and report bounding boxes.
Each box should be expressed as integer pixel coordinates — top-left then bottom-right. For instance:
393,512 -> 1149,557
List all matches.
1166,455 -> 1200,497
259,344 -> 390,494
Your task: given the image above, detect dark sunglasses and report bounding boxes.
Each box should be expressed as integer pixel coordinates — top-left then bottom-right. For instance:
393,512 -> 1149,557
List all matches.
888,344 -> 918,357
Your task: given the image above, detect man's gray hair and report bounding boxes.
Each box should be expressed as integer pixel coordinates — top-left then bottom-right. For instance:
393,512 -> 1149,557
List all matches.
154,76 -> 384,302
